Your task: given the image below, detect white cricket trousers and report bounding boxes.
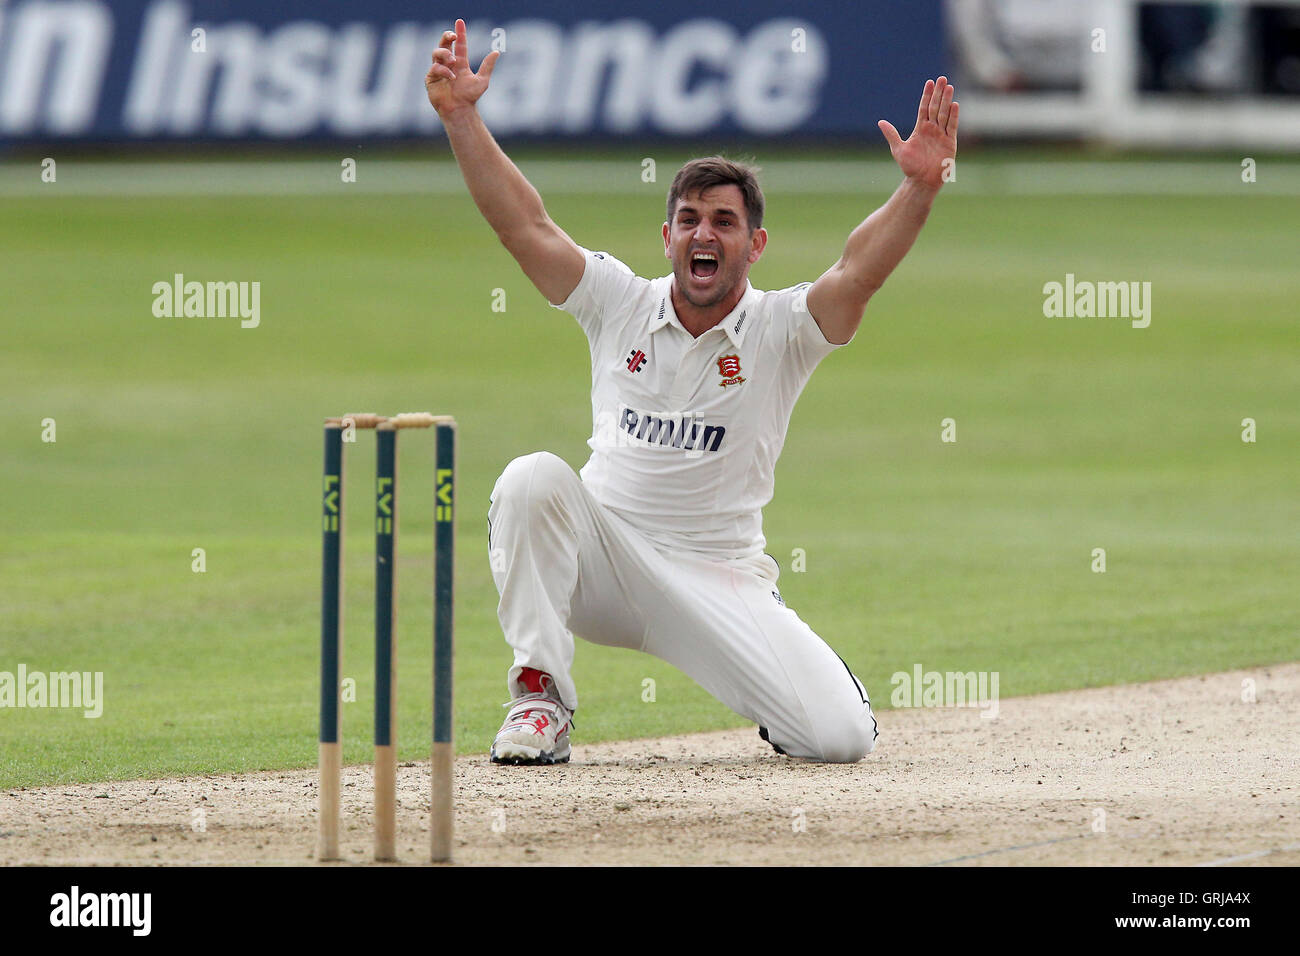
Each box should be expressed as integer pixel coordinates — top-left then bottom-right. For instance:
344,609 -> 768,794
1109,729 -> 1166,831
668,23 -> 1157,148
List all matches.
487,452 -> 878,763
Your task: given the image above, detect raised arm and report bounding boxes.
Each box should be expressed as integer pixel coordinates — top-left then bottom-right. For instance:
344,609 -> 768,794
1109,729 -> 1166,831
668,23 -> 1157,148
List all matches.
425,19 -> 584,305
806,76 -> 959,345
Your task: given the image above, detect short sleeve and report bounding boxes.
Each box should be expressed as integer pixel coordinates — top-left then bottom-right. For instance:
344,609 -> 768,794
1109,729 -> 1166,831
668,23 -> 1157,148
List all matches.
767,282 -> 852,376
552,247 -> 641,340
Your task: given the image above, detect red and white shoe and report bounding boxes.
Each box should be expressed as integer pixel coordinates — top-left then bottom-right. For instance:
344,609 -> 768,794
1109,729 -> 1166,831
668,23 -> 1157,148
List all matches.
491,669 -> 572,765
491,693 -> 572,765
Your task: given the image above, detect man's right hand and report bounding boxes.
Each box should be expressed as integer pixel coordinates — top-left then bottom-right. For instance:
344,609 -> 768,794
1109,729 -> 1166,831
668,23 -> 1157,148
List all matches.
425,19 -> 499,118
425,17 -> 584,307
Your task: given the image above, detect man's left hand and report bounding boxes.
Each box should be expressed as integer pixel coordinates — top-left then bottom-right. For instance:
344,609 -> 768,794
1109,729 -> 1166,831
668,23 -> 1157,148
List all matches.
878,76 -> 959,191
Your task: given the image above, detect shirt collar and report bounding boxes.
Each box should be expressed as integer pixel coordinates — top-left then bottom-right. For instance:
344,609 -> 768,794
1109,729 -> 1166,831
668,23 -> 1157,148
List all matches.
651,279 -> 758,347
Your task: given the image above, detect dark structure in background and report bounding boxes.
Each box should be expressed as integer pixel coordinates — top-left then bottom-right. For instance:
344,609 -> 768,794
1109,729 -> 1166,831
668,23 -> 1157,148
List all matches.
1257,4 -> 1300,92
949,0 -> 1300,95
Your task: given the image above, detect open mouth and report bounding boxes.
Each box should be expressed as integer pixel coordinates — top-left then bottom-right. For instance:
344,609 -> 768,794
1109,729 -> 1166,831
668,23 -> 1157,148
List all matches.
689,251 -> 719,280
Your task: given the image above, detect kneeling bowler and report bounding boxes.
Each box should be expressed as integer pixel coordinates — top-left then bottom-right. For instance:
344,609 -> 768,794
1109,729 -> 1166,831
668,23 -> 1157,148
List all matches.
425,20 -> 959,764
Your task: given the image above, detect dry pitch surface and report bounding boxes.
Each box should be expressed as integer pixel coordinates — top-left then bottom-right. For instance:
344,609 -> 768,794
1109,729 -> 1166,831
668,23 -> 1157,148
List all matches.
3,664 -> 1296,867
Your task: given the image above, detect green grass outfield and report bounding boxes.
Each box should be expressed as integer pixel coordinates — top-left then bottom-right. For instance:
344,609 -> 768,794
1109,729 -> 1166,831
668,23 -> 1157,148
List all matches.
2,149 -> 1297,788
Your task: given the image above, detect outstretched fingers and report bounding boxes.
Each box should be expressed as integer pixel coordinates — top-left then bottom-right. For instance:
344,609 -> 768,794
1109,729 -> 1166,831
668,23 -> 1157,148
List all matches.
454,18 -> 470,68
936,81 -> 955,130
916,79 -> 935,129
927,76 -> 946,124
444,19 -> 498,80
946,100 -> 960,138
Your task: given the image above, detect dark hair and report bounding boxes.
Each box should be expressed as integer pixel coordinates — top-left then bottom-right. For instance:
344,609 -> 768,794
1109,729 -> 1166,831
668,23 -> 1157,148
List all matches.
666,156 -> 764,232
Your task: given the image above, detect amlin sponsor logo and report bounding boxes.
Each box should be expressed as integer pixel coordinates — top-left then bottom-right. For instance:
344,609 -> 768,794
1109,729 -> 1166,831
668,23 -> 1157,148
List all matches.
0,664 -> 104,718
50,886 -> 151,936
890,664 -> 999,718
595,405 -> 727,458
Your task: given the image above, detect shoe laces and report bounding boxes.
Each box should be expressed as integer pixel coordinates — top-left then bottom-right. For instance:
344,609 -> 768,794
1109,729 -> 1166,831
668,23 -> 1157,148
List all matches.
503,692 -> 572,729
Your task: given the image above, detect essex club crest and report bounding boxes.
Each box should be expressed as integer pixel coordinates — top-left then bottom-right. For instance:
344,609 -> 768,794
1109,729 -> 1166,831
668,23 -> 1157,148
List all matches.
716,354 -> 745,388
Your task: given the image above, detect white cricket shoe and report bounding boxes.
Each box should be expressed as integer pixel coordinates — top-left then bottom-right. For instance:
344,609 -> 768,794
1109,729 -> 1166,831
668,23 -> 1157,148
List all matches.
490,693 -> 572,765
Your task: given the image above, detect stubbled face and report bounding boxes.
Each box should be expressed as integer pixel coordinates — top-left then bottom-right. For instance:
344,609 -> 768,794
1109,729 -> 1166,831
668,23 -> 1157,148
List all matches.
663,185 -> 765,310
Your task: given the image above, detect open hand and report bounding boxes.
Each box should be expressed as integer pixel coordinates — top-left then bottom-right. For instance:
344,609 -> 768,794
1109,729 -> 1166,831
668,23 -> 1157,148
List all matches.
878,77 -> 959,191
425,18 -> 500,118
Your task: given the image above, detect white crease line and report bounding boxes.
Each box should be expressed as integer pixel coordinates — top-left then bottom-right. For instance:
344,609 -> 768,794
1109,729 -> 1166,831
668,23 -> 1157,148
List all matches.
925,834 -> 1087,866
1195,841 -> 1300,867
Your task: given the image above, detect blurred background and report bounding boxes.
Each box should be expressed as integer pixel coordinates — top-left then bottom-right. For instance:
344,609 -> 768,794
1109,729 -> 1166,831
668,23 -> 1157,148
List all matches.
1,0 -> 1298,148
3,1 -> 1297,787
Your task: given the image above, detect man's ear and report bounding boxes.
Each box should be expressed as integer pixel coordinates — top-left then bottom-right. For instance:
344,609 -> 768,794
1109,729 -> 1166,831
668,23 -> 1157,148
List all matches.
662,222 -> 671,258
748,227 -> 768,264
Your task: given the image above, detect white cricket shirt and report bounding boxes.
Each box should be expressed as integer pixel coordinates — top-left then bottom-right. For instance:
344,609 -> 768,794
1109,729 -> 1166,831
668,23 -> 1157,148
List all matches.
554,247 -> 849,561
